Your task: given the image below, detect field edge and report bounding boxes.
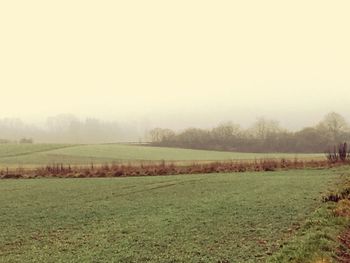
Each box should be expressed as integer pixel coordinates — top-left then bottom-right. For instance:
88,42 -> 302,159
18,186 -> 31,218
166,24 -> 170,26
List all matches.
268,169 -> 350,263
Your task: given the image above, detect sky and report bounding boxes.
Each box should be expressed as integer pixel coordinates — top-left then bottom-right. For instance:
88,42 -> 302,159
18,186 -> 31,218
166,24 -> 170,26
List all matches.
1,0 -> 350,130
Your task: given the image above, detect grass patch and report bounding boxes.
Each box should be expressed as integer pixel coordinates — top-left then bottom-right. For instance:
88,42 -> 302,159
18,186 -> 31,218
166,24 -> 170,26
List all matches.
0,169 -> 339,262
0,143 -> 72,158
0,143 -> 324,167
268,167 -> 350,263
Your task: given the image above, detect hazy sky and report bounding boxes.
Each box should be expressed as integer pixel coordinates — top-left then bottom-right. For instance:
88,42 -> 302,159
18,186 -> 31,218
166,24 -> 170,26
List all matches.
1,1 -> 349,130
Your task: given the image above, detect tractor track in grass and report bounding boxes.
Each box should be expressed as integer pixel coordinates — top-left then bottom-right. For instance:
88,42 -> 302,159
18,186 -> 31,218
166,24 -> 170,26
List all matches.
114,178 -> 206,197
116,182 -> 178,196
82,178 -> 207,204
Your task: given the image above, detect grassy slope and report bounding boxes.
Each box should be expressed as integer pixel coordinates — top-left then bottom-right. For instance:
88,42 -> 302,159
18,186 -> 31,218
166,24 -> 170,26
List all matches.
0,144 -> 72,158
0,169 -> 338,262
268,202 -> 348,263
268,167 -> 350,263
0,143 -> 323,167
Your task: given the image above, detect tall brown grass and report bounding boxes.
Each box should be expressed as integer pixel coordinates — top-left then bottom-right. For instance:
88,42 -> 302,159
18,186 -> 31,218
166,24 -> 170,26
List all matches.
0,158 -> 347,179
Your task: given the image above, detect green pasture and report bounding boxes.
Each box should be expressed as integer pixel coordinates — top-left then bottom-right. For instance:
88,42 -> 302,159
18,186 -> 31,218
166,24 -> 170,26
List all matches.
0,143 -> 324,167
0,169 -> 340,262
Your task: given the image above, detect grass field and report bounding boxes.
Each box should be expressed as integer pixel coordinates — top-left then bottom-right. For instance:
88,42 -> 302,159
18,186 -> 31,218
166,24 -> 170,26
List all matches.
0,144 -> 72,159
0,143 -> 324,167
0,169 -> 340,262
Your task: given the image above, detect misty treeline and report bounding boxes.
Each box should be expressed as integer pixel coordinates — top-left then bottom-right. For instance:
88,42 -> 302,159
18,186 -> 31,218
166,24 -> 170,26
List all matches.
0,114 -> 144,144
149,112 -> 350,153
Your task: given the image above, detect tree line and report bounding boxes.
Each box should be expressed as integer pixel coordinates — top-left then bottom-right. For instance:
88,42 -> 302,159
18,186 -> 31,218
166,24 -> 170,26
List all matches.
149,112 -> 350,153
0,114 -> 144,144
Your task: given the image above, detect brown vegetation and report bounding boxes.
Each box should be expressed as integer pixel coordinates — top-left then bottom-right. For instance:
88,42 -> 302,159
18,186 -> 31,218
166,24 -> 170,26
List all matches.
326,143 -> 350,163
337,227 -> 350,263
0,158 -> 348,179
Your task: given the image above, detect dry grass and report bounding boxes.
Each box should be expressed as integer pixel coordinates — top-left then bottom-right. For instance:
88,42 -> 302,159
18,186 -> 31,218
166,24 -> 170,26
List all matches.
0,158 -> 348,179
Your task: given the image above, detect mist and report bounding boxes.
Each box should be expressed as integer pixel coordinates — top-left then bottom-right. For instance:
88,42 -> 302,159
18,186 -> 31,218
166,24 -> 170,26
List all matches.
0,111 -> 347,145
1,1 -> 350,140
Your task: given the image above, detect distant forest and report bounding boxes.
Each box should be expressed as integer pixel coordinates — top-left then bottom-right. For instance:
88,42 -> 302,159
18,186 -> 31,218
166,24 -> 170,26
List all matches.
0,114 -> 145,144
1,112 -> 349,153
149,112 -> 350,153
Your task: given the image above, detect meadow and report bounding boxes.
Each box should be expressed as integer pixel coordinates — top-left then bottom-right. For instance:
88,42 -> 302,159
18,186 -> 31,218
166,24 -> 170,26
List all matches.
0,169 -> 344,262
0,143 -> 323,167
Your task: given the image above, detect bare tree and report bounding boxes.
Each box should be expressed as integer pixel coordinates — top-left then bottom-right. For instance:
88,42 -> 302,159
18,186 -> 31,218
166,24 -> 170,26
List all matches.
317,112 -> 349,143
149,128 -> 175,143
326,142 -> 349,162
250,117 -> 282,140
211,122 -> 241,140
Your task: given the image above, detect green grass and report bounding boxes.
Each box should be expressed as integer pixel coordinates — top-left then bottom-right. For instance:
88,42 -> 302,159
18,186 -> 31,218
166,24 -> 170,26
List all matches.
268,167 -> 350,262
0,143 -> 72,158
0,169 -> 340,262
268,202 -> 348,263
0,143 -> 323,167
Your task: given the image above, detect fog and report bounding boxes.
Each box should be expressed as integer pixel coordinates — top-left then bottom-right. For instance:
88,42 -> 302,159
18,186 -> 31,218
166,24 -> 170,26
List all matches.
1,1 -> 350,142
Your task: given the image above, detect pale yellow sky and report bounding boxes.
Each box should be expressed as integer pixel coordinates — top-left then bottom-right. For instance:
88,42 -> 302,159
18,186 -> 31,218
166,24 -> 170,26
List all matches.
0,1 -> 349,128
